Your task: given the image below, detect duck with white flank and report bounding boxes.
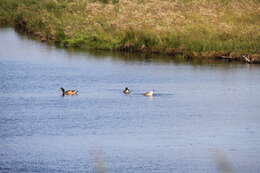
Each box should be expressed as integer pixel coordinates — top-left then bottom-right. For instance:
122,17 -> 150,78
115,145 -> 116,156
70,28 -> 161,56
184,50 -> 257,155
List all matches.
123,87 -> 131,94
143,90 -> 154,96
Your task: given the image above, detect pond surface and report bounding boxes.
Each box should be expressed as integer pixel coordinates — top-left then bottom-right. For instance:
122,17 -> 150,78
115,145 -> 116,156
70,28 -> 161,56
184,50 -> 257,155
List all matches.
0,28 -> 260,173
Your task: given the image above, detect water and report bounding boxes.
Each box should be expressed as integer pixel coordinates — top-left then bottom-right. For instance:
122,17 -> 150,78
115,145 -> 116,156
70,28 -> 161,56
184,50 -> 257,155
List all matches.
0,28 -> 260,173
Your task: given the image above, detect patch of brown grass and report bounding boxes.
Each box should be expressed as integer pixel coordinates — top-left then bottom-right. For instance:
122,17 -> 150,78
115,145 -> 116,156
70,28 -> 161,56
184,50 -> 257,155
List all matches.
1,0 -> 260,59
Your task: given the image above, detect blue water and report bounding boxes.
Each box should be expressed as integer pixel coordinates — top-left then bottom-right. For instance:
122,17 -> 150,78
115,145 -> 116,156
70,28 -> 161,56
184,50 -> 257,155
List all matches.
0,28 -> 260,173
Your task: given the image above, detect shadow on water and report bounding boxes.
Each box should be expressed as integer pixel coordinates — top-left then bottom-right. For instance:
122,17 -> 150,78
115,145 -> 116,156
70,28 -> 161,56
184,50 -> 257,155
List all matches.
67,48 -> 245,67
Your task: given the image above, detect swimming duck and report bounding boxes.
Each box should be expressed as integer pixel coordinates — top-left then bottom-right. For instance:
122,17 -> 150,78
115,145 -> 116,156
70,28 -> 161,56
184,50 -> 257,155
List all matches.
123,87 -> 131,94
143,90 -> 154,96
60,87 -> 78,96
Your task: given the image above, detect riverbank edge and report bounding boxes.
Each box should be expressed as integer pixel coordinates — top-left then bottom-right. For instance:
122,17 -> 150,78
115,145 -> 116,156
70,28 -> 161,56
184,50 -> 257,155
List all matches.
2,23 -> 260,64
1,0 -> 260,64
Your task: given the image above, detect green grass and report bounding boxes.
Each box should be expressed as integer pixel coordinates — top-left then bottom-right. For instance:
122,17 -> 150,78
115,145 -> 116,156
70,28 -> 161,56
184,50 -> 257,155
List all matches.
1,0 -> 259,60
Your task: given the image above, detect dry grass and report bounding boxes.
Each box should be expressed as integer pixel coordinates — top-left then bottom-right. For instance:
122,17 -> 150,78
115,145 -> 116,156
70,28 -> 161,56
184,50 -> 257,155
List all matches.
1,0 -> 260,60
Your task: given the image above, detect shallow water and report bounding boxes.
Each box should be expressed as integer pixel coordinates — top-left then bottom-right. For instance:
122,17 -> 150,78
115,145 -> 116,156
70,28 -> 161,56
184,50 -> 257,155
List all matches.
0,28 -> 260,173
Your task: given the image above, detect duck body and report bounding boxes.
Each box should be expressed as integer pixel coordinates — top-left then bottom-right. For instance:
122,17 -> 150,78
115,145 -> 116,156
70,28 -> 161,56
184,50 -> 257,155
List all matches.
143,90 -> 154,96
123,87 -> 131,94
60,87 -> 78,96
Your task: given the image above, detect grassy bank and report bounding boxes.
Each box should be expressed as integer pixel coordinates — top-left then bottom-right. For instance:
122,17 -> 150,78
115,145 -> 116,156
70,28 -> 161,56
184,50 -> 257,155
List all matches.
1,0 -> 260,63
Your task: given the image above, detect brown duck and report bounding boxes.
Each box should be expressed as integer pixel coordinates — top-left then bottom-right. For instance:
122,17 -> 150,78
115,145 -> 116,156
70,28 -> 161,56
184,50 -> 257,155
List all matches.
60,87 -> 78,96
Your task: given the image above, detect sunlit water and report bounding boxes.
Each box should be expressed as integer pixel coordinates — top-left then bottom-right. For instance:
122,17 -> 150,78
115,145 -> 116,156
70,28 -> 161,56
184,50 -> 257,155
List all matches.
0,28 -> 260,173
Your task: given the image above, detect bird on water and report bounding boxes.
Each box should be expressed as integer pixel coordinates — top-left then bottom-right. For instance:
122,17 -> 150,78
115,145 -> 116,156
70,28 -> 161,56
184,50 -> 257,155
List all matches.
143,90 -> 154,96
60,87 -> 78,96
123,87 -> 131,94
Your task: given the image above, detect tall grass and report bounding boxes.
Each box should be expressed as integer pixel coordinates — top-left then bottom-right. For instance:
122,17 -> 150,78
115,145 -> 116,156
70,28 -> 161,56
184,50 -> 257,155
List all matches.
0,0 -> 259,59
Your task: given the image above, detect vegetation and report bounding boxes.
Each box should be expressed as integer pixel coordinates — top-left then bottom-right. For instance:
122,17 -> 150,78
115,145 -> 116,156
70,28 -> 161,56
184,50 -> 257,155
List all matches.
0,0 -> 260,62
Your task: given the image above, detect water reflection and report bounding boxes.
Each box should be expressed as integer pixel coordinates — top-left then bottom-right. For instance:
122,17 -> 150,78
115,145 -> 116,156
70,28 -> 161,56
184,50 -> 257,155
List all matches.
66,48 -> 240,66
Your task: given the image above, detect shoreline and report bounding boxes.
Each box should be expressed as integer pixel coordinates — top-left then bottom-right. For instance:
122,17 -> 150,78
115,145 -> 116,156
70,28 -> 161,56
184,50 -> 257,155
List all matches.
1,0 -> 259,64
2,23 -> 260,64
16,25 -> 260,64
